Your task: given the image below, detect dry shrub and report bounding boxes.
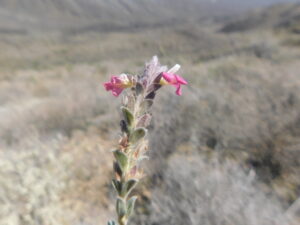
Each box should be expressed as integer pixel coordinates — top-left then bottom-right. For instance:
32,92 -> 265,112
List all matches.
134,152 -> 293,225
146,56 -> 300,205
0,130 -> 115,225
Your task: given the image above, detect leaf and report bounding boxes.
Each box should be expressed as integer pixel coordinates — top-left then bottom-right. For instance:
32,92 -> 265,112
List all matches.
107,220 -> 116,225
121,107 -> 134,127
145,91 -> 156,99
116,198 -> 126,218
126,196 -> 138,218
136,82 -> 144,95
120,119 -> 129,133
112,179 -> 122,195
129,128 -> 147,143
113,161 -> 123,178
122,179 -> 138,196
113,150 -> 128,171
140,100 -> 153,114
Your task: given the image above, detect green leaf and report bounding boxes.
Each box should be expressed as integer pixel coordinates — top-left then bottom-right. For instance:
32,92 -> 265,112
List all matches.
107,220 -> 116,225
129,128 -> 147,143
122,179 -> 138,196
116,198 -> 126,218
113,150 -> 128,171
126,196 -> 138,218
112,179 -> 122,195
121,107 -> 134,127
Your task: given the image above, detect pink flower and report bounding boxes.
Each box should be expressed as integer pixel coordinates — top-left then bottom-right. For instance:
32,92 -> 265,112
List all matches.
160,72 -> 188,96
104,74 -> 134,97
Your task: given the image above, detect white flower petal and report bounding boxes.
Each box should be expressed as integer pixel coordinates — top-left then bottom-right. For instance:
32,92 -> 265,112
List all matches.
168,64 -> 181,74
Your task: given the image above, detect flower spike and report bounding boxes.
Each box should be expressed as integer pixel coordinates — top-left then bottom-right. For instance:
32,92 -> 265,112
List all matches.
104,56 -> 187,225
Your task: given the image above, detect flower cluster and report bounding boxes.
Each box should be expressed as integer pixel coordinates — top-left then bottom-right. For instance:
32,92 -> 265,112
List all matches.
104,61 -> 187,97
104,56 -> 187,225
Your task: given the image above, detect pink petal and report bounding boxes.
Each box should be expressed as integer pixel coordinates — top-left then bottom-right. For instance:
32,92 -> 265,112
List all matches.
103,82 -> 113,91
111,87 -> 124,97
162,72 -> 175,83
175,84 -> 182,96
175,75 -> 188,85
111,76 -> 121,83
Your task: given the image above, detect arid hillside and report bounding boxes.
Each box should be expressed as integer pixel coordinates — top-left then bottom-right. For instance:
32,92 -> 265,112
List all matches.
0,2 -> 299,225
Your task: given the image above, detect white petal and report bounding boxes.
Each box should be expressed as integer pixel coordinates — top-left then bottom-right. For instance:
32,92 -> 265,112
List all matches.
168,64 -> 181,74
119,73 -> 129,82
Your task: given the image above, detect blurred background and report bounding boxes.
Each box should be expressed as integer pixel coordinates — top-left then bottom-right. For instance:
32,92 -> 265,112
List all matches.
0,0 -> 300,224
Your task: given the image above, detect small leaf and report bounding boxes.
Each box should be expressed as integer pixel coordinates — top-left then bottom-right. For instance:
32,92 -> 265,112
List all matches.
107,220 -> 116,225
126,196 -> 138,218
112,179 -> 122,195
140,100 -> 153,113
113,161 -> 123,177
116,198 -> 126,218
122,179 -> 138,196
113,150 -> 128,171
145,91 -> 156,99
121,107 -> 134,127
136,82 -> 144,95
129,128 -> 147,143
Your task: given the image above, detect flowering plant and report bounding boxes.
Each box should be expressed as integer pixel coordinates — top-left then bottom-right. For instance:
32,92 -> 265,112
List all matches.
104,56 -> 187,225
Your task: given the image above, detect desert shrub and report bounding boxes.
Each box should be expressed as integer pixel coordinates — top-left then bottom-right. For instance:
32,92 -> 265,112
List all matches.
0,132 -> 114,225
145,57 -> 300,205
0,137 -> 73,225
134,153 -> 292,225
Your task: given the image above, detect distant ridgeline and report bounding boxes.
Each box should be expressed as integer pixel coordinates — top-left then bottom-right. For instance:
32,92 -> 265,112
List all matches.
0,0 -> 298,34
220,2 -> 300,33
